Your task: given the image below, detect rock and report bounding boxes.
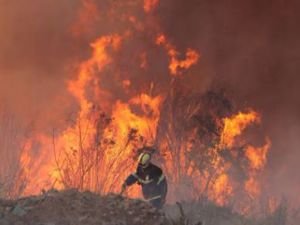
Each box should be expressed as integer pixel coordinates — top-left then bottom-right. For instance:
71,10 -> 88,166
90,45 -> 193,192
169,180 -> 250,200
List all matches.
12,205 -> 27,217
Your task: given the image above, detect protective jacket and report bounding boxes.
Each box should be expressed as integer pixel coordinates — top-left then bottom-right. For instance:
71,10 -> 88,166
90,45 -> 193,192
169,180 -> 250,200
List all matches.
125,163 -> 167,208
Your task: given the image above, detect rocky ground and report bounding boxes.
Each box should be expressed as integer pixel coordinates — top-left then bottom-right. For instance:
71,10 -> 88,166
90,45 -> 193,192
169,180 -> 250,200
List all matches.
0,189 -> 164,225
0,189 -> 292,225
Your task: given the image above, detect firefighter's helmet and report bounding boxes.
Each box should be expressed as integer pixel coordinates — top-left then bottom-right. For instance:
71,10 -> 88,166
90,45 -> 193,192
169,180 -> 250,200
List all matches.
138,152 -> 151,167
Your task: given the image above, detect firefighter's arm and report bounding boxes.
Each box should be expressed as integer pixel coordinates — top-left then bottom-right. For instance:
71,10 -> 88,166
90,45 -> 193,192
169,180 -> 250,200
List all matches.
152,166 -> 165,185
121,173 -> 139,194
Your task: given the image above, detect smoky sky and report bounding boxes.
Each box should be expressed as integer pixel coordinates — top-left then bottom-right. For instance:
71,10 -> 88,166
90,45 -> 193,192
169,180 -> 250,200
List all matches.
0,0 -> 83,129
0,0 -> 300,202
157,0 -> 300,201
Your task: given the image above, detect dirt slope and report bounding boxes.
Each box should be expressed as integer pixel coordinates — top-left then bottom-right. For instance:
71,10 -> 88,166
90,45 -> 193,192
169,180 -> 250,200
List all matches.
0,189 -> 164,225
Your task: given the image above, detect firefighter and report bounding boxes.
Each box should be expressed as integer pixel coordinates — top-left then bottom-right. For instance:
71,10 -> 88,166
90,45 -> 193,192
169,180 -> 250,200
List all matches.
121,152 -> 167,209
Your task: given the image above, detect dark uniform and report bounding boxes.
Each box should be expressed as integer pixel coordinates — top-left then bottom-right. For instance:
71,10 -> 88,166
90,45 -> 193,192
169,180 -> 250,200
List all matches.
124,162 -> 167,208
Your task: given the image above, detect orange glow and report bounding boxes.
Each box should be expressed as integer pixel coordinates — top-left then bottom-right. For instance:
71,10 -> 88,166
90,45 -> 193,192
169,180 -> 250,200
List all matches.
20,135 -> 62,195
96,93 -> 163,196
246,139 -> 271,170
221,110 -> 260,148
122,79 -> 131,89
71,0 -> 100,37
156,34 -> 200,76
14,0 -> 274,216
68,34 -> 122,112
209,174 -> 233,205
19,34 -> 123,194
245,177 -> 261,199
268,197 -> 279,214
140,52 -> 148,69
144,0 -> 160,13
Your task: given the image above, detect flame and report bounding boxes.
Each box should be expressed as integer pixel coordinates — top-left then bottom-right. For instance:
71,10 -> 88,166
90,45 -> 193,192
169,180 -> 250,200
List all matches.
68,34 -> 122,112
209,174 -> 233,205
12,0 -> 275,216
20,135 -> 61,195
246,139 -> 270,170
94,93 -> 163,195
245,177 -> 261,199
156,34 -> 200,76
243,139 -> 271,202
221,110 -> 260,148
18,34 -> 123,194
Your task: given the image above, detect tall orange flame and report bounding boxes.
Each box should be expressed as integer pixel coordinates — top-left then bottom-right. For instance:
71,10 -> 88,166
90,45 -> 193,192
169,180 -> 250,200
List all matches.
156,34 -> 200,76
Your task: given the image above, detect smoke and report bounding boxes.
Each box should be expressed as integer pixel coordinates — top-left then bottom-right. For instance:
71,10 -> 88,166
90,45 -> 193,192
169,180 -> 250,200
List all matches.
0,0 -> 84,130
0,0 -> 299,206
157,0 -> 300,203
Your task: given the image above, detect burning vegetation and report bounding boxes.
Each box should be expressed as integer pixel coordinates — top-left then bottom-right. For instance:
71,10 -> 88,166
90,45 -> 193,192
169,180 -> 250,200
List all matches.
1,0 -> 296,221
